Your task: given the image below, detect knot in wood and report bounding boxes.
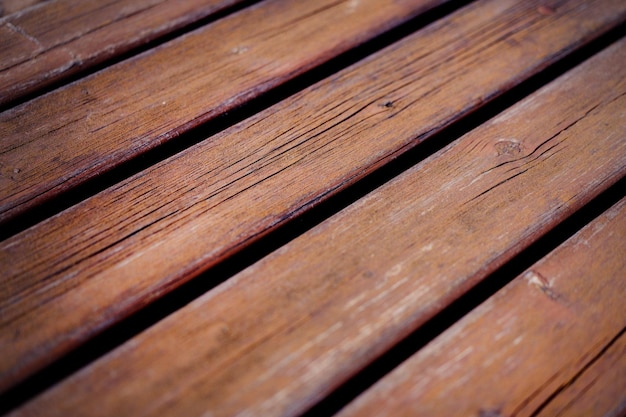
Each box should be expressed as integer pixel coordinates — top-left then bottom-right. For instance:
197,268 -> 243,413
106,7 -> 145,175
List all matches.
494,139 -> 522,156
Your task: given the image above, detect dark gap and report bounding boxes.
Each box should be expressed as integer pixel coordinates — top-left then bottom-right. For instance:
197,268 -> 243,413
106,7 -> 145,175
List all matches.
301,177 -> 626,417
1,17 -> 624,415
0,0 -> 263,112
530,326 -> 626,417
0,0 -> 476,240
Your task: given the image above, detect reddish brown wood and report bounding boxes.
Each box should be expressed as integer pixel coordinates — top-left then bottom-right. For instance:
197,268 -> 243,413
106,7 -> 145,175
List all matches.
2,0 -> 622,394
0,0 -> 450,224
0,0 -> 245,105
8,36 -> 626,417
536,331 -> 626,417
339,198 -> 626,417
0,0 -> 45,17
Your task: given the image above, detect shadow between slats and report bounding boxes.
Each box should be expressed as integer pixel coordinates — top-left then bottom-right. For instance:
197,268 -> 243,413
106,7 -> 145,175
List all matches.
0,0 -> 473,239
302,175 -> 625,417
1,0 -> 473,227
0,24 -> 623,414
332,195 -> 626,417
0,0 -> 262,112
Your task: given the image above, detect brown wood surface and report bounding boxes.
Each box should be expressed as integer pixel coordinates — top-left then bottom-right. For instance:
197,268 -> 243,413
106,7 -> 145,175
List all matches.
9,36 -> 626,417
536,330 -> 626,417
0,0 -> 45,17
0,0 -> 449,224
2,0 -> 622,394
0,0 -> 245,105
338,198 -> 626,417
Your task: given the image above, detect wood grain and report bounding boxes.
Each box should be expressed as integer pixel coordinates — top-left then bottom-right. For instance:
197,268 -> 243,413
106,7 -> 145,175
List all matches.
2,0 -> 622,394
9,35 -> 626,417
0,0 -> 449,224
0,0 -> 45,17
536,330 -> 626,417
0,0 -> 626,389
338,198 -> 626,417
0,0 -> 245,105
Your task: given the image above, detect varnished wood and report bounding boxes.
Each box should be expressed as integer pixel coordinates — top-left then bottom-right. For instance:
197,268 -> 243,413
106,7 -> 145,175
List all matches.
9,35 -> 626,417
2,0 -> 622,393
0,0 -> 449,224
338,198 -> 626,417
0,0 -> 245,106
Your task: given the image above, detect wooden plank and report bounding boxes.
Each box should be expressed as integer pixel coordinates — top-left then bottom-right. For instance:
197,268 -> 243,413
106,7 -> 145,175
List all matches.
9,35 -> 626,417
1,0 -> 624,393
0,0 -> 245,105
338,198 -> 626,417
0,0 -> 450,224
0,0 -> 39,16
535,331 -> 626,417
0,0 -> 45,17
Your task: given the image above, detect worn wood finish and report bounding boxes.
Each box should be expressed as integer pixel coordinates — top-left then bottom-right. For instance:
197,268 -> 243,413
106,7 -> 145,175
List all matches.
0,0 -> 449,224
0,0 -> 45,17
2,0 -> 622,393
0,0 -> 245,106
536,330 -> 626,417
10,37 -> 626,417
338,198 -> 626,417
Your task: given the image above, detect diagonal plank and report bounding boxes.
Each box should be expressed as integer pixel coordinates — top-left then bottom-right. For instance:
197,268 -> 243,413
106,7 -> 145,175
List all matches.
9,34 -> 626,417
0,0 -> 450,224
1,0 -> 624,393
338,198 -> 626,417
535,330 -> 626,417
0,0 -> 43,17
0,0 -> 247,106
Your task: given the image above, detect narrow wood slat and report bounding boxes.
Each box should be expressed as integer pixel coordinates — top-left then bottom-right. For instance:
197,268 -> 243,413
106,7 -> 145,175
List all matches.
0,0 -> 449,224
0,0 -> 44,17
0,0 -> 245,105
536,330 -> 626,417
10,36 -> 626,417
339,198 -> 626,417
1,0 -> 623,393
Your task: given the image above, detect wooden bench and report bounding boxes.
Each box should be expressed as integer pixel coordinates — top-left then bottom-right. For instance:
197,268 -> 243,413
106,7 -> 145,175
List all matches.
1,0 -> 624,415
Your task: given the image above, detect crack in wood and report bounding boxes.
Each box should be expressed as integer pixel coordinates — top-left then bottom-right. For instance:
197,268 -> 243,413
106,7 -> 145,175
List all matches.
528,327 -> 626,417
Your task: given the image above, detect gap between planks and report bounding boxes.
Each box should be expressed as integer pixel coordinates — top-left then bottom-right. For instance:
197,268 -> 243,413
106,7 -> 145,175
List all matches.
4,31 -> 625,414
0,0 -> 253,107
0,0 -> 453,224
1,0 -> 625,394
338,198 -> 626,417
0,0 -> 475,239
7,33 -> 626,417
302,175 -> 626,417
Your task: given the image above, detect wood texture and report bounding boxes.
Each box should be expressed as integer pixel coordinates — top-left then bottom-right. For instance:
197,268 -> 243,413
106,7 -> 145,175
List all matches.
2,0 -> 622,394
536,330 -> 626,417
0,0 -> 45,17
0,0 -> 449,224
9,35 -> 626,417
0,0 -> 245,105
338,198 -> 626,417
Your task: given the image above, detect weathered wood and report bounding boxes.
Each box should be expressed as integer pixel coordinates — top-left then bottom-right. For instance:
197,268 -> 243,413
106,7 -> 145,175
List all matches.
0,0 -> 44,17
0,0 -> 450,224
0,0 -> 245,105
2,0 -> 622,394
9,35 -> 626,417
536,330 -> 626,417
338,198 -> 626,417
